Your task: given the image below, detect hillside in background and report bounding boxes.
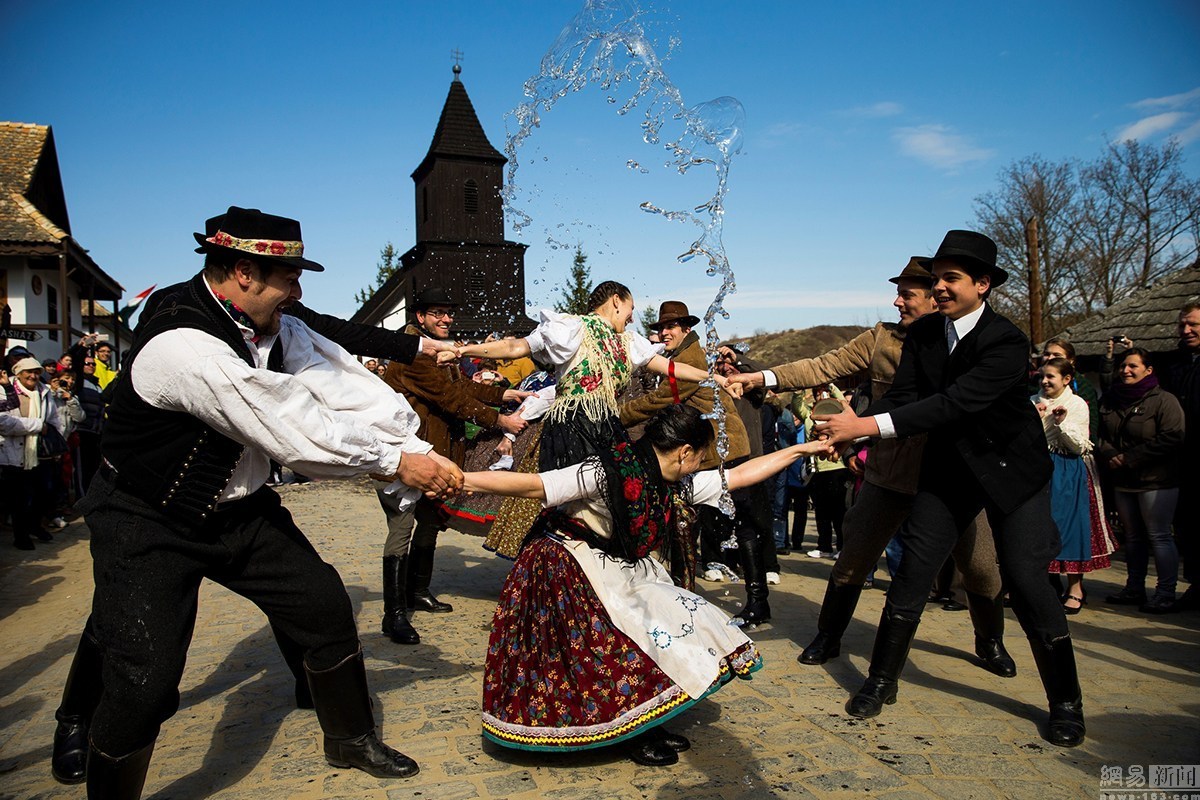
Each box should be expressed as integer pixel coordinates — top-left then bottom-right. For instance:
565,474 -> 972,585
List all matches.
726,325 -> 868,367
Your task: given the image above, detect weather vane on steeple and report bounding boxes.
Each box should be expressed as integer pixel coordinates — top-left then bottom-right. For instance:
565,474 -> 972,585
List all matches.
451,48 -> 463,80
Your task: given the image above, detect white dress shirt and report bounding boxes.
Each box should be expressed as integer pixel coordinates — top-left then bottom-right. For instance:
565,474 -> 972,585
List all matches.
873,303 -> 987,439
524,309 -> 659,372
130,281 -> 432,502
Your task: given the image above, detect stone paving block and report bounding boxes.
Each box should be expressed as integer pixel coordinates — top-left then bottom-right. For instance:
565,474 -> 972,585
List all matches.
385,780 -> 481,800
870,751 -> 934,775
927,752 -> 1032,779
802,765 -> 908,793
915,776 -> 1006,799
482,768 -> 538,795
992,778 -> 1083,800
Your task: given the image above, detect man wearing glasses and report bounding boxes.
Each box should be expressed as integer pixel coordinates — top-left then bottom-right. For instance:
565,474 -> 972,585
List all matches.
375,288 -> 531,645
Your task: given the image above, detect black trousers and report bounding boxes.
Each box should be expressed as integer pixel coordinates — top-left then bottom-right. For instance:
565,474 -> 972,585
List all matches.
886,459 -> 1068,644
84,471 -> 360,756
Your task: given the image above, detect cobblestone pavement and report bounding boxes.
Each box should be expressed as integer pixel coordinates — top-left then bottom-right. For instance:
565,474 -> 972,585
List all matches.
1,478 -> 1197,800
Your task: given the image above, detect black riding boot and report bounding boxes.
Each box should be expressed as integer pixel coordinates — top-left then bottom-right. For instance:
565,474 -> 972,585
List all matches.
382,556 -> 420,643
730,530 -> 770,625
85,741 -> 155,800
966,591 -> 1017,678
1027,635 -> 1086,747
52,628 -> 104,784
407,544 -> 453,613
846,606 -> 921,718
799,577 -> 863,665
305,649 -> 419,778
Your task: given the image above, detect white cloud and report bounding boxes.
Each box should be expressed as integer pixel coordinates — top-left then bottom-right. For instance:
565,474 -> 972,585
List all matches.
840,101 -> 904,118
892,124 -> 994,170
1116,112 -> 1188,142
1175,118 -> 1200,145
1132,87 -> 1200,110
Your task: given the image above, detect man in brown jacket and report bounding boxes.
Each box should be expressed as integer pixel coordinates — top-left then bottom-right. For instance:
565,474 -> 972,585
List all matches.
378,288 -> 529,644
729,259 -> 1014,677
619,302 -> 774,625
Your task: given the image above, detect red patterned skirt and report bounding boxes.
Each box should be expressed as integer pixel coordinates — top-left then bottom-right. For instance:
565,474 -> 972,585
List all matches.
482,535 -> 761,751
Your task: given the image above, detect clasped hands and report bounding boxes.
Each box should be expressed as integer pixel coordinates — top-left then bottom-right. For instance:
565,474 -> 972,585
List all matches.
371,451 -> 464,500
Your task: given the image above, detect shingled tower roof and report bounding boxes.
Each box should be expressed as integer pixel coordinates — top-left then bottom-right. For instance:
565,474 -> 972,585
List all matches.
0,122 -> 72,244
411,78 -> 505,181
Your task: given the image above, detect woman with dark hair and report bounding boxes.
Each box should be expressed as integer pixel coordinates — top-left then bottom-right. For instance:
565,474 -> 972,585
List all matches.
1041,337 -> 1100,445
1097,348 -> 1186,613
444,281 -> 739,557
462,404 -> 832,765
1033,357 -> 1116,613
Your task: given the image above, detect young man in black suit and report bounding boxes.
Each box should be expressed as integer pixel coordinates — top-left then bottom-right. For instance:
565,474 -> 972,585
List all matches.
815,230 -> 1084,748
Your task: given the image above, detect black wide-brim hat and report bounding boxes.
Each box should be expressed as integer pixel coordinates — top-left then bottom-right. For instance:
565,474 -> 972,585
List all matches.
193,206 -> 325,272
918,229 -> 1007,288
412,286 -> 458,310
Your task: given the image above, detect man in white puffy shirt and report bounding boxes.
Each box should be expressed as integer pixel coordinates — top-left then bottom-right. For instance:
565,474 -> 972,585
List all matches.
74,207 -> 461,798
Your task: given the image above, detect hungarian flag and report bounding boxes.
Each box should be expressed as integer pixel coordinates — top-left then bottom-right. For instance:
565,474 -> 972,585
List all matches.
117,285 -> 156,325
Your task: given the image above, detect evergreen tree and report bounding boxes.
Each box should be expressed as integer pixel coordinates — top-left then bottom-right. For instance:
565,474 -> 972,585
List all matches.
638,304 -> 658,336
554,245 -> 593,315
355,242 -> 400,306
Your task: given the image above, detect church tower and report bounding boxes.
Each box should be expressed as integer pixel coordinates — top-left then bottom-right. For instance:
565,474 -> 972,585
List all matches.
352,63 -> 535,338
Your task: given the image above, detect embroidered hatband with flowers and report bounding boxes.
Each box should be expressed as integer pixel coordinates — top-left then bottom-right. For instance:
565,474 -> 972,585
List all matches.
547,314 -> 631,426
207,230 -> 304,258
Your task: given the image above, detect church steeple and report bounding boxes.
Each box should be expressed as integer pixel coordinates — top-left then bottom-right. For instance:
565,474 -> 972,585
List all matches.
411,66 -> 506,244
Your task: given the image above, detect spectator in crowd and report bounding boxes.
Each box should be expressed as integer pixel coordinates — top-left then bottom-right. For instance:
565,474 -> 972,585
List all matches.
774,402 -> 810,555
1041,337 -> 1100,445
363,358 -> 378,373
794,384 -> 849,559
1159,301 -> 1199,611
92,340 -> 117,389
493,334 -> 537,388
1034,357 -> 1116,613
1,357 -> 65,549
1098,348 -> 1185,613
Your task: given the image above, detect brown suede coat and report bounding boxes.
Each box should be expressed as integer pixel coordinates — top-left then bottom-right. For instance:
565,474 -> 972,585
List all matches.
770,321 -> 925,494
618,329 -> 750,469
384,324 -> 507,467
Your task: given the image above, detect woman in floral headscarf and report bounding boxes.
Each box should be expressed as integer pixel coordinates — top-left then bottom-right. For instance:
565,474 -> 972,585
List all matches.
462,404 -> 833,766
443,281 -> 738,557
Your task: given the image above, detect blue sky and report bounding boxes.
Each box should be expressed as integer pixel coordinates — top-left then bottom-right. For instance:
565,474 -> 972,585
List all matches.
3,0 -> 1198,336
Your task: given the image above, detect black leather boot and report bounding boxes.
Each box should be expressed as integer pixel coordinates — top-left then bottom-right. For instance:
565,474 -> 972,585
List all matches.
1027,635 -> 1086,747
382,556 -> 420,643
626,730 -> 679,766
407,544 -> 453,613
269,623 -> 314,709
799,578 -> 863,665
85,741 -> 155,800
846,606 -> 921,718
52,629 -> 105,784
966,592 -> 1017,678
305,649 -> 419,778
730,530 -> 770,625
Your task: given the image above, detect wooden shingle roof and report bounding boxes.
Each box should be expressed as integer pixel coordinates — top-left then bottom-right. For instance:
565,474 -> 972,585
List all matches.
0,122 -> 71,245
1053,263 -> 1200,356
411,79 -> 505,180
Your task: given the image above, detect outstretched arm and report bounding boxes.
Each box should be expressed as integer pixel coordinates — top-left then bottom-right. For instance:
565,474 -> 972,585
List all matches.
645,354 -> 742,398
725,440 -> 836,492
462,469 -> 546,500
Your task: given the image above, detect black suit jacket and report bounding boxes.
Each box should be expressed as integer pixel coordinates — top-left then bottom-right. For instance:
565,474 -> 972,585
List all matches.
867,304 -> 1051,514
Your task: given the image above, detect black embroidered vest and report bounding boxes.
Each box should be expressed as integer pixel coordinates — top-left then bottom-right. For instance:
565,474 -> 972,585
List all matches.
100,272 -> 283,524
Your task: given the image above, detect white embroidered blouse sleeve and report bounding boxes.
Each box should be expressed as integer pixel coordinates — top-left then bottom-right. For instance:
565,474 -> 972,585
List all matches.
689,471 -> 725,508
540,461 -> 604,507
1052,395 -> 1092,455
523,310 -> 583,367
626,329 -> 660,368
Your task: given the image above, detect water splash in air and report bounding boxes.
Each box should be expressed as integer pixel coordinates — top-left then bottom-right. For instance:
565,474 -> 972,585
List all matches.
504,0 -> 744,514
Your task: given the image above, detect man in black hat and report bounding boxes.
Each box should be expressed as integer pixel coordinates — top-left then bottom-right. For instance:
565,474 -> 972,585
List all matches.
74,207 -> 463,798
816,230 -> 1085,748
374,287 -> 531,645
729,258 -> 1013,678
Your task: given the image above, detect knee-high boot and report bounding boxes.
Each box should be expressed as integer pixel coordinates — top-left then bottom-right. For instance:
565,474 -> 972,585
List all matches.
798,577 -> 863,665
407,544 -> 453,613
53,628 -> 105,784
730,530 -> 770,625
381,556 -> 420,643
305,649 -> 419,778
269,623 -> 315,708
85,741 -> 155,800
1027,635 -> 1086,747
966,592 -> 1017,678
846,606 -> 921,718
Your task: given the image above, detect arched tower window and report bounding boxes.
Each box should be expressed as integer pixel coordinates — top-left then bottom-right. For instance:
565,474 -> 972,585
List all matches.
464,179 -> 479,215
